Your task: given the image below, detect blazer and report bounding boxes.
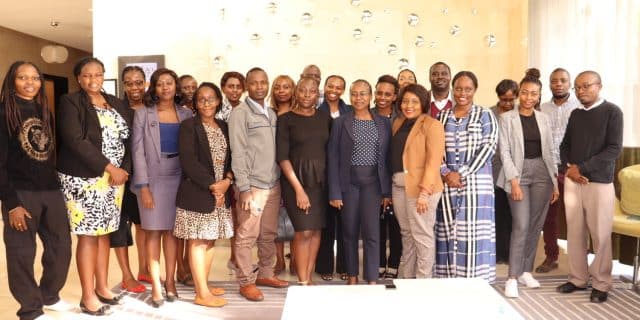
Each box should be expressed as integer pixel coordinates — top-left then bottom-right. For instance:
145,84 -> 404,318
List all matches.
328,111 -> 392,200
131,104 -> 192,188
392,114 -> 445,197
497,109 -> 558,193
175,117 -> 232,212
56,90 -> 133,178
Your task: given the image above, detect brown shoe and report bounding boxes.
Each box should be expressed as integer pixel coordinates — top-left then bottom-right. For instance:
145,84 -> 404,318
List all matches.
239,284 -> 264,301
194,296 -> 227,308
256,277 -> 289,288
535,260 -> 558,273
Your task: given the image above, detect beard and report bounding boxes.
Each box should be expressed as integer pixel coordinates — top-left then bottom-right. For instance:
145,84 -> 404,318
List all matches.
552,92 -> 570,100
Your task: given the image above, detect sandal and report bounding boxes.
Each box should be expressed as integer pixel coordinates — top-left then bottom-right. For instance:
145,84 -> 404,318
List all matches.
320,274 -> 333,281
340,273 -> 348,281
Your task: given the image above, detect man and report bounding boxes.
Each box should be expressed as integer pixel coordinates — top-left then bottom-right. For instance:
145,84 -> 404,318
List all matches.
536,68 -> 580,273
556,71 -> 623,303
178,74 -> 197,111
229,67 -> 288,302
427,62 -> 454,118
372,75 -> 401,278
301,64 -> 324,106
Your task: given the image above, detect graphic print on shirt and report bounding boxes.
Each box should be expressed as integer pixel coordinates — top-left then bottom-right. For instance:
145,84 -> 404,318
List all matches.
19,117 -> 52,162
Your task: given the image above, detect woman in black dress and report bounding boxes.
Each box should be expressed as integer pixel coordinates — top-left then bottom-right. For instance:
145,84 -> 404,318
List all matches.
277,77 -> 331,285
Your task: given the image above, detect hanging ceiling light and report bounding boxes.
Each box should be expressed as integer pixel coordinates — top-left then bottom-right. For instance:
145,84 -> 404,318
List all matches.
40,45 -> 69,64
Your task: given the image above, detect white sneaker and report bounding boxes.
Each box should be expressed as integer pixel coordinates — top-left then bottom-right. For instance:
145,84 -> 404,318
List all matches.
518,272 -> 541,288
504,279 -> 519,298
43,299 -> 74,312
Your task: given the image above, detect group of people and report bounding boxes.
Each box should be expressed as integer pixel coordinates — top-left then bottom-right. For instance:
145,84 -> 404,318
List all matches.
0,57 -> 622,319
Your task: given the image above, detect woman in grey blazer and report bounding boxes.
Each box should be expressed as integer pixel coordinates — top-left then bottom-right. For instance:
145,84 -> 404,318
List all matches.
498,69 -> 559,298
131,68 -> 192,307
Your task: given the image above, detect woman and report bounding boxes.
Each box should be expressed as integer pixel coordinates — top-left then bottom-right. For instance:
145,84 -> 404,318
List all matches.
498,69 -> 559,298
174,82 -> 233,307
57,57 -> 132,315
216,71 -> 245,122
328,79 -> 391,285
435,71 -> 498,282
178,74 -> 197,112
390,84 -> 445,278
277,77 -> 332,285
491,79 -> 518,264
315,75 -> 350,281
131,68 -> 192,307
397,69 -> 417,89
109,66 -> 148,294
270,74 -> 297,275
1,61 -> 72,319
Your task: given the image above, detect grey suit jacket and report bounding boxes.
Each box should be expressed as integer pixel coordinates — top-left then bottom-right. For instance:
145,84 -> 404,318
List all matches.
131,104 -> 193,188
497,109 -> 558,193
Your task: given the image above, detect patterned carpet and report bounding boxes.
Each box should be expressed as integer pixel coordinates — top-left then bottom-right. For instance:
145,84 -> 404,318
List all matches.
492,276 -> 640,320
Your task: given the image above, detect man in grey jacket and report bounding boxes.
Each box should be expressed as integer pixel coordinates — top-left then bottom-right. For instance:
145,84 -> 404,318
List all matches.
229,67 -> 288,301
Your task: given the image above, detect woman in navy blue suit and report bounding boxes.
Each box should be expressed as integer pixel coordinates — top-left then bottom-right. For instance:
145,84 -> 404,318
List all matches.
327,79 -> 392,285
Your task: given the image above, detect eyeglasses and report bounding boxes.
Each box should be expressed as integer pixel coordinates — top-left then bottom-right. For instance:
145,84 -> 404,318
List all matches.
197,98 -> 219,105
16,75 -> 41,82
573,82 -> 600,92
124,80 -> 145,88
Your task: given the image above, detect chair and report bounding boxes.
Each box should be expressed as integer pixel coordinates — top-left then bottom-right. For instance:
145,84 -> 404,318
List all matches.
613,164 -> 640,294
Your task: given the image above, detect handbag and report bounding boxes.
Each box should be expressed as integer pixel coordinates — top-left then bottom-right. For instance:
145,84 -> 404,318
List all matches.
276,206 -> 295,241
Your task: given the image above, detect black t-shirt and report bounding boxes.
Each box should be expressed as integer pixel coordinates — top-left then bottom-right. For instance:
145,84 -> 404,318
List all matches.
391,118 -> 416,174
520,113 -> 542,159
0,97 -> 60,211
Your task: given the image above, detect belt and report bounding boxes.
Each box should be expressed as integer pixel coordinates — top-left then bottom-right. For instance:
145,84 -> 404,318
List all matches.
161,153 -> 179,158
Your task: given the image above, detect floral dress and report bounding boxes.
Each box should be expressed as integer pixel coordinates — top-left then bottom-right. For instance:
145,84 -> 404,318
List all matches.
59,106 -> 129,235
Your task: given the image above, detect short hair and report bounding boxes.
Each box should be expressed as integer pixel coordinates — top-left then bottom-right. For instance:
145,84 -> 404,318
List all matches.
121,65 -> 145,80
452,71 -> 478,89
178,74 -> 195,83
246,67 -> 266,81
397,83 -> 430,114
550,68 -> 570,79
350,79 -> 372,95
324,74 -> 346,87
143,68 -> 180,107
576,70 -> 601,84
376,74 -> 399,95
429,61 -> 451,75
495,79 -> 519,96
193,82 -> 223,116
220,71 -> 245,89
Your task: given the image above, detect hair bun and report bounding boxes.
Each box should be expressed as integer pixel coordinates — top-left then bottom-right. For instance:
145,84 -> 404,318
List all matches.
525,68 -> 541,80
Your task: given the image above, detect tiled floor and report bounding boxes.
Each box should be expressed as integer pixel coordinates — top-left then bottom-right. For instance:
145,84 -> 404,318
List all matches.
0,226 -> 617,318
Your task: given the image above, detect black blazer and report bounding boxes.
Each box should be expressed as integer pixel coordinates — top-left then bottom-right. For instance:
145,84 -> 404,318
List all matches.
327,111 -> 392,201
176,117 -> 232,213
56,90 -> 133,178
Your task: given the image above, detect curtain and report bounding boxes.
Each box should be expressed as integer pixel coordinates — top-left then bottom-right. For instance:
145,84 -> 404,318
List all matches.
528,0 -> 640,147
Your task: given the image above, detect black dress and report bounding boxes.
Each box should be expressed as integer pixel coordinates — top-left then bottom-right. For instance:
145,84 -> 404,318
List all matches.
276,111 -> 331,231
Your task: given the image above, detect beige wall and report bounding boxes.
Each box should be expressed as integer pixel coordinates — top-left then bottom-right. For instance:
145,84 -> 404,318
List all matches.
94,0 -> 527,107
0,26 -> 91,92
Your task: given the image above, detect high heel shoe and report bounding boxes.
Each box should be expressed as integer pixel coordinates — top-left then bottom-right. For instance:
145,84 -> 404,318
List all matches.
165,285 -> 179,302
95,291 -> 121,305
80,302 -> 111,316
150,298 -> 164,308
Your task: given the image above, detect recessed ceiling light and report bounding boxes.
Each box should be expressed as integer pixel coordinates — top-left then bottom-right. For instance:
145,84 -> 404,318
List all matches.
50,21 -> 60,27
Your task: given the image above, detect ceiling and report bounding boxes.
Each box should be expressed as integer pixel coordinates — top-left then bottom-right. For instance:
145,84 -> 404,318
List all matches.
0,0 -> 93,52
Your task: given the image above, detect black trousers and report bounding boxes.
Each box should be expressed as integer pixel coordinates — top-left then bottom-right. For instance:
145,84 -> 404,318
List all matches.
379,204 -> 402,270
2,190 -> 72,320
315,204 -> 345,274
495,187 -> 512,262
341,166 -> 381,282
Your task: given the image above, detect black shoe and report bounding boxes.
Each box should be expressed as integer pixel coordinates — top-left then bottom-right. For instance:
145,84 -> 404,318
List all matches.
95,291 -> 122,305
556,282 -> 587,293
590,288 -> 608,303
79,302 -> 111,316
